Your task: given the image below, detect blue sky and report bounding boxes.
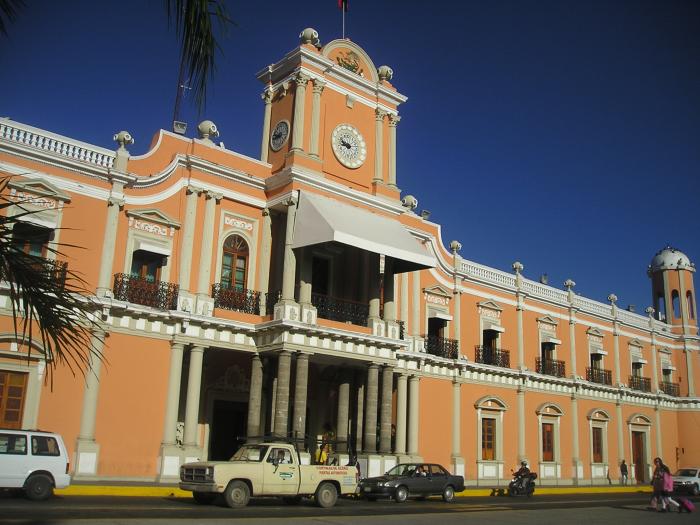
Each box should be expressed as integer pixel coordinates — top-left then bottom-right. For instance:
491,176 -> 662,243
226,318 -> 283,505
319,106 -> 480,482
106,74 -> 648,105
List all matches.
1,0 -> 698,313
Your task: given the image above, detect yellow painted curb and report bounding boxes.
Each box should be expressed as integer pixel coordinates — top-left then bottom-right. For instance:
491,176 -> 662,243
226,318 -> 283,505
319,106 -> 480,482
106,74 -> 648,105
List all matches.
55,485 -> 191,498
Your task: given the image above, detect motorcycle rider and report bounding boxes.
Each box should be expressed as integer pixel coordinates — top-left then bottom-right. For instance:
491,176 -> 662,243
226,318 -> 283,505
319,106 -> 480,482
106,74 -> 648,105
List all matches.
514,461 -> 530,492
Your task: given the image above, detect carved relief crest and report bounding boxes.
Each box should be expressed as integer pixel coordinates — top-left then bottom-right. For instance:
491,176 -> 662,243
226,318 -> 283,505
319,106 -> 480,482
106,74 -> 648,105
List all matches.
336,50 -> 365,76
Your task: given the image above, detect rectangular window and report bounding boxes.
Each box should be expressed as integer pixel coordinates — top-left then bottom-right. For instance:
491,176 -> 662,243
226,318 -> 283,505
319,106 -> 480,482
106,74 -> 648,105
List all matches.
0,371 -> 28,429
592,426 -> 603,463
12,223 -> 52,257
0,433 -> 27,454
482,418 -> 495,460
130,250 -> 165,282
542,422 -> 554,461
31,436 -> 60,456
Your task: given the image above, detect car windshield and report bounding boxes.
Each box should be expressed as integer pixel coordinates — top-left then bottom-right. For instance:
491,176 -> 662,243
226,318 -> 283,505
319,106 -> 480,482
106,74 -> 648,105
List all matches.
385,464 -> 419,476
230,445 -> 268,462
674,469 -> 698,477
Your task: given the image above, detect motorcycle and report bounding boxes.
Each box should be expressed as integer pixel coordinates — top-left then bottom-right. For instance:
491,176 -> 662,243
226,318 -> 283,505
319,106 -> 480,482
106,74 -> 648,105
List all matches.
508,470 -> 537,497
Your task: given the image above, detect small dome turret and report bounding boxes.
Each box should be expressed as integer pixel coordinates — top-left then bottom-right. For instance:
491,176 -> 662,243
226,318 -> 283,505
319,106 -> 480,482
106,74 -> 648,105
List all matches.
649,246 -> 695,273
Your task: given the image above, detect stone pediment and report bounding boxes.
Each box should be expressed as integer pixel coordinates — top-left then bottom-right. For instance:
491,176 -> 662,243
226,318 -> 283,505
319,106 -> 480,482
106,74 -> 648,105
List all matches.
8,177 -> 71,202
537,315 -> 558,327
628,338 -> 643,348
423,285 -> 452,298
322,40 -> 378,82
586,327 -> 604,338
477,300 -> 503,312
126,208 -> 180,229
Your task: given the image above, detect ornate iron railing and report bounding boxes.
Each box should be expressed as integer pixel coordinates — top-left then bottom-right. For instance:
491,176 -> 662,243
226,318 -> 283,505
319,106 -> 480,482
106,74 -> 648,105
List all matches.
423,335 -> 459,359
660,381 -> 680,396
212,284 -> 260,314
629,375 -> 652,392
113,273 -> 178,310
312,293 -> 369,326
586,367 -> 612,385
536,357 -> 566,378
474,345 -> 510,368
265,290 -> 281,315
0,257 -> 68,286
398,320 -> 405,340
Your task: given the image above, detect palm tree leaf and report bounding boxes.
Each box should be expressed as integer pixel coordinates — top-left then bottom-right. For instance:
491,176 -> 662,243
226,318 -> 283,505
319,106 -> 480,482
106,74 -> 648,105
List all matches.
0,0 -> 24,36
165,0 -> 233,110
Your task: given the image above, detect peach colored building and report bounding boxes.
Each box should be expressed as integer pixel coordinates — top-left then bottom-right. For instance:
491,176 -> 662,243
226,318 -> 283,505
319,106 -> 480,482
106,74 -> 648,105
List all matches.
1,28 -> 698,487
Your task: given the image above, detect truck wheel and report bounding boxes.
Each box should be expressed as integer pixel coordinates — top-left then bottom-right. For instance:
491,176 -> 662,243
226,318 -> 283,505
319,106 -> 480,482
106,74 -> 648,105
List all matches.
442,485 -> 455,503
192,492 -> 217,505
25,474 -> 53,501
394,485 -> 408,503
224,480 -> 250,508
315,482 -> 338,508
282,496 -> 302,505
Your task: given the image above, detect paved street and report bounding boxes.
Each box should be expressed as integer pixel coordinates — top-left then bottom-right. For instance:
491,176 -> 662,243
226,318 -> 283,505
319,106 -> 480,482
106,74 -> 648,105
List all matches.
0,492 -> 696,525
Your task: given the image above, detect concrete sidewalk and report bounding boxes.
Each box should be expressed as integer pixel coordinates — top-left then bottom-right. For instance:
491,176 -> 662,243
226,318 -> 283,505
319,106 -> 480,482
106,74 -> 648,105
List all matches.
55,483 -> 652,498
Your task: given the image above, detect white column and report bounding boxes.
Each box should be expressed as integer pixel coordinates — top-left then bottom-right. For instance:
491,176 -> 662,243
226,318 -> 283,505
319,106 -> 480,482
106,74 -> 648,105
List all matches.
395,374 -> 407,455
613,322 -> 621,385
400,273 -> 409,330
373,109 -> 385,183
451,381 -> 461,457
260,89 -> 273,162
411,271 -> 421,337
516,297 -> 525,369
517,387 -> 526,461
280,197 -> 298,303
654,407 -> 663,458
383,259 -> 396,322
290,72 -> 310,152
650,331 -> 659,390
387,114 -> 400,187
77,333 -> 105,442
178,187 -> 200,295
379,366 -> 393,454
258,208 -> 272,314
569,315 -> 577,377
96,191 -> 124,296
615,401 -> 624,464
685,345 -> 695,396
195,191 -> 221,297
184,346 -> 205,447
309,80 -> 325,157
162,342 -> 185,445
368,253 -> 381,321
274,351 -> 292,436
247,355 -> 263,438
408,375 -> 420,456
571,394 -> 581,483
337,370 -> 351,453
292,353 -> 309,439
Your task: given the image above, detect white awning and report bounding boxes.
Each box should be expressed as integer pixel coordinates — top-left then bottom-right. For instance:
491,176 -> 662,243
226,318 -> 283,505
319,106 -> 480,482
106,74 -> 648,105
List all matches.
483,321 -> 505,333
292,192 -> 435,273
135,240 -> 171,257
542,335 -> 562,345
662,363 -> 676,371
590,346 -> 607,355
632,354 -> 647,364
17,214 -> 56,230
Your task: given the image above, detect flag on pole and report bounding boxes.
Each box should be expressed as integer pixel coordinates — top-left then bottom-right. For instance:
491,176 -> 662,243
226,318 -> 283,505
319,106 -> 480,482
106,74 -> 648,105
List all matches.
338,0 -> 348,12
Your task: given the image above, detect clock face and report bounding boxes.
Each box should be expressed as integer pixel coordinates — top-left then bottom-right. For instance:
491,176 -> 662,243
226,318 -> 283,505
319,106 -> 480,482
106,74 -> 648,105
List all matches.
331,124 -> 367,168
270,120 -> 290,151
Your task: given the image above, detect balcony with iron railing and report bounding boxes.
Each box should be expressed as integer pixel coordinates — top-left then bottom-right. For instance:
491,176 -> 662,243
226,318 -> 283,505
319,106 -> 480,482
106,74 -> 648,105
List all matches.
586,367 -> 612,386
660,381 -> 680,396
311,292 -> 369,326
629,375 -> 652,392
113,273 -> 178,310
423,335 -> 459,359
474,345 -> 510,368
0,257 -> 68,287
212,284 -> 260,315
536,357 -> 566,378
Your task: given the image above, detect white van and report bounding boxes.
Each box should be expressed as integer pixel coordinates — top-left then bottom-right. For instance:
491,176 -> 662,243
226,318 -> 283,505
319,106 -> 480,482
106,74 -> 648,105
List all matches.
0,429 -> 71,500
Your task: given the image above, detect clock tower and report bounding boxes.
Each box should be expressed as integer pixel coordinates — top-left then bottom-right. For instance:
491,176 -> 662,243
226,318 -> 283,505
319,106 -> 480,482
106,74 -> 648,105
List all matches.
257,28 -> 406,201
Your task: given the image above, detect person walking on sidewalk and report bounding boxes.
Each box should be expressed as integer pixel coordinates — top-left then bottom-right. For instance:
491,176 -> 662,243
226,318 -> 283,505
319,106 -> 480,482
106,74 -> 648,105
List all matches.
650,457 -> 679,512
620,460 -> 628,486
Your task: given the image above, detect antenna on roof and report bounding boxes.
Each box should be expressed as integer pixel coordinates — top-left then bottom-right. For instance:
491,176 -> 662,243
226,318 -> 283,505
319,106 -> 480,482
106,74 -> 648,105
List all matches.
172,57 -> 191,135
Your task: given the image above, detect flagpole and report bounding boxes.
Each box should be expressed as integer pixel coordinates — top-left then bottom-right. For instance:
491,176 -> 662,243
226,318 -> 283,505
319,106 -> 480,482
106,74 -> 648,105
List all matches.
342,7 -> 345,39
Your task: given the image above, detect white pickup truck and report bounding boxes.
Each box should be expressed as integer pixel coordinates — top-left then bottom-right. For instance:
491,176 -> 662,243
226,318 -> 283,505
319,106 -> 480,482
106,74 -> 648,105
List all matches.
179,442 -> 359,508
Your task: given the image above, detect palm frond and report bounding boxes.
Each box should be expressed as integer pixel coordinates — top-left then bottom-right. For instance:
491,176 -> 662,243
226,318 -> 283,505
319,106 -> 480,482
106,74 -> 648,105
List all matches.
165,0 -> 234,110
0,177 -> 105,387
0,0 -> 24,36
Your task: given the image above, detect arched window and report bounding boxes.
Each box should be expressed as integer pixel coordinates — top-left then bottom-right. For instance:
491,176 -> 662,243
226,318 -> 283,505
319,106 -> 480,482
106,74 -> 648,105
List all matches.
221,235 -> 248,290
688,291 -> 695,320
671,290 -> 680,319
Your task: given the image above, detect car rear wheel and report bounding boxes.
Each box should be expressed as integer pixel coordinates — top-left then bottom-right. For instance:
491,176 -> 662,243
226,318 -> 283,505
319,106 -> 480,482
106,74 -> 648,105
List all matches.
192,492 -> 217,505
692,483 -> 699,496
442,485 -> 455,503
25,474 -> 53,501
224,480 -> 250,508
315,481 -> 338,508
394,485 -> 408,503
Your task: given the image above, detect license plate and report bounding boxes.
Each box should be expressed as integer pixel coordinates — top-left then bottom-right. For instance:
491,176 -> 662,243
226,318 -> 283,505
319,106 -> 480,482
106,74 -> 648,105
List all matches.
364,487 -> 372,492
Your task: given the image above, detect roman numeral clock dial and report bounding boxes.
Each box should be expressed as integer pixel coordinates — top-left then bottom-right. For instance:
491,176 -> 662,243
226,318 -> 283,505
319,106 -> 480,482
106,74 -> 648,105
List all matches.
270,120 -> 290,151
331,124 -> 366,169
